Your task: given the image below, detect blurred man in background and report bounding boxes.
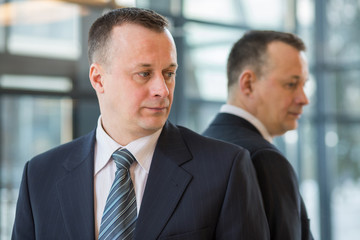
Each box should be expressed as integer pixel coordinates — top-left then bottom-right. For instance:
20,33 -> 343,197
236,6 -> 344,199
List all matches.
203,30 -> 313,240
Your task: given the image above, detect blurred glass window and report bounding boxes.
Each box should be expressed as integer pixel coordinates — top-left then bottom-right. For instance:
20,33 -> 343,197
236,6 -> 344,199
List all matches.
0,95 -> 73,239
4,0 -> 81,59
184,0 -> 285,28
324,71 -> 360,116
326,0 -> 360,62
0,74 -> 73,92
184,23 -> 244,101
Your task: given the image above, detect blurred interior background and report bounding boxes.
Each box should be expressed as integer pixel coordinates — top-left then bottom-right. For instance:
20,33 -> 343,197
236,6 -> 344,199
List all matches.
1,0 -> 360,239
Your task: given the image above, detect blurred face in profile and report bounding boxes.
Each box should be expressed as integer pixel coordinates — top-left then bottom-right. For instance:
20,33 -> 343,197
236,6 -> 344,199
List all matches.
252,41 -> 309,137
90,23 -> 177,144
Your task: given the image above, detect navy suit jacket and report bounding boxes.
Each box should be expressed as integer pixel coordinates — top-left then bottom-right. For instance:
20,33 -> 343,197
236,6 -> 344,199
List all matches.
13,121 -> 270,240
203,113 -> 313,240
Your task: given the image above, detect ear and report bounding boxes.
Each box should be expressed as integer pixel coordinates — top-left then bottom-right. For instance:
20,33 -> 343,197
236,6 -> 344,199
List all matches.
89,63 -> 105,93
238,70 -> 256,96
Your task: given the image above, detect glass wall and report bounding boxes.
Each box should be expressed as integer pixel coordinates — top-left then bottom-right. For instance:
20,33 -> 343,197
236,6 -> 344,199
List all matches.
1,0 -> 360,239
158,0 -> 360,239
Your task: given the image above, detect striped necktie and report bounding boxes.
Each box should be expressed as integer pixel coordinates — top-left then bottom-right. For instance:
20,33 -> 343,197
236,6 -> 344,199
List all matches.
98,148 -> 137,240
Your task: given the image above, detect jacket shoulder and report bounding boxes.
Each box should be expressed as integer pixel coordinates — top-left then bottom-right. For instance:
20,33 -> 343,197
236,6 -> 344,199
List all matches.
28,130 -> 95,168
177,125 -> 249,155
203,118 -> 279,155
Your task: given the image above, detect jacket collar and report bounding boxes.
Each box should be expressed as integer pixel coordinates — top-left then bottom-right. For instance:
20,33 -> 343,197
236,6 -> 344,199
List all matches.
57,130 -> 96,239
134,121 -> 193,239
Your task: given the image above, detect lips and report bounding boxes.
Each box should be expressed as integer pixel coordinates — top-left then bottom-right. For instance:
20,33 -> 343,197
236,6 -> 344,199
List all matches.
288,111 -> 302,119
143,103 -> 170,113
147,106 -> 168,111
143,99 -> 170,110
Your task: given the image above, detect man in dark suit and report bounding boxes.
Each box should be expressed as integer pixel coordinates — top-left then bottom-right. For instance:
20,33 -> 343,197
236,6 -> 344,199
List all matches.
12,8 -> 269,240
203,31 -> 313,240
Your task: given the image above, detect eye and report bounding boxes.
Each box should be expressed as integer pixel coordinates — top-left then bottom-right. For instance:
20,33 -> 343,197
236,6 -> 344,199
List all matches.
164,71 -> 176,80
287,82 -> 297,88
284,79 -> 299,89
166,72 -> 175,78
138,72 -> 151,78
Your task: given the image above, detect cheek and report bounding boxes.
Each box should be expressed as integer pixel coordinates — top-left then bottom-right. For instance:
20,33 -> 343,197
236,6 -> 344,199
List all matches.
124,91 -> 143,109
106,83 -> 134,112
266,96 -> 285,119
127,88 -> 150,112
283,97 -> 295,109
168,84 -> 175,99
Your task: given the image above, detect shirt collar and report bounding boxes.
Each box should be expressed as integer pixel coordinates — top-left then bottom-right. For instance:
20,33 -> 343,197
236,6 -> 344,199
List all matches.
220,104 -> 273,143
94,116 -> 161,175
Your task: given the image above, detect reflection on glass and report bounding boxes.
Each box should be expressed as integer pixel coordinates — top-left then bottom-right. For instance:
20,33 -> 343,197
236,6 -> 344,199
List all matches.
297,0 -> 315,26
331,124 -> 360,240
184,0 -> 243,24
0,95 -> 73,239
241,0 -> 285,28
185,23 -> 243,101
184,0 -> 284,28
297,0 -> 315,65
326,0 -> 360,62
325,71 -> 360,115
186,101 -> 222,133
301,179 -> 320,240
6,0 -> 82,59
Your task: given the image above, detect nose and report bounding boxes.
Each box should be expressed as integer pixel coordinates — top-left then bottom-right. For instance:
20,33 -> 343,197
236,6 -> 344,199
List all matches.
295,87 -> 309,106
150,73 -> 170,98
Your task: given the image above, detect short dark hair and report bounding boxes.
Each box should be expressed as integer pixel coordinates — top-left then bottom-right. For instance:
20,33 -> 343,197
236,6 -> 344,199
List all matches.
227,30 -> 306,89
88,7 -> 169,64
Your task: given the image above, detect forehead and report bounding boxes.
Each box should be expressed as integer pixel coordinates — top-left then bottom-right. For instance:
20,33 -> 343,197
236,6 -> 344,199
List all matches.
266,41 -> 305,62
265,42 -> 308,74
110,24 -> 176,57
110,24 -> 173,46
101,24 -> 177,70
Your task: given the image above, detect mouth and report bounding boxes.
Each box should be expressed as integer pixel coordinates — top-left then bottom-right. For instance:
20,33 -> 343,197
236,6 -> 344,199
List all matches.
143,99 -> 170,113
289,111 -> 302,119
145,106 -> 168,112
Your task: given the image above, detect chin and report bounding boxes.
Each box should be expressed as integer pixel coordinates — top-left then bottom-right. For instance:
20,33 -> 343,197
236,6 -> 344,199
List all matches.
141,120 -> 167,132
286,124 -> 298,132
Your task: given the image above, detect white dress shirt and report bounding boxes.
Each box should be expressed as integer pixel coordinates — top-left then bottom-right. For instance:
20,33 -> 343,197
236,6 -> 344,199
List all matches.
220,104 -> 273,143
93,116 -> 161,238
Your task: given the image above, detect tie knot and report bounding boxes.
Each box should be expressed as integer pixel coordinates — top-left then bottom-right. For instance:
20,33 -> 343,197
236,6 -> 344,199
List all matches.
111,148 -> 135,170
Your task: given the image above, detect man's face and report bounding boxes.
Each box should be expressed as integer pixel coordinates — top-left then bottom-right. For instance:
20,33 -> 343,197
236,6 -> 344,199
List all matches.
252,41 -> 309,137
92,24 -> 177,143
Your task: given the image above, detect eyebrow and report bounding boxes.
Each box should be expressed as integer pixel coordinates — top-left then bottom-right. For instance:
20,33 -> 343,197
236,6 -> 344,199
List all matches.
169,63 -> 178,68
290,75 -> 309,84
137,63 -> 178,68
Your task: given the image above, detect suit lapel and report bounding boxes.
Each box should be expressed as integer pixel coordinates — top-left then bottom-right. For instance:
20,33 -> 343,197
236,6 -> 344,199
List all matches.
56,130 -> 96,239
134,122 -> 193,240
